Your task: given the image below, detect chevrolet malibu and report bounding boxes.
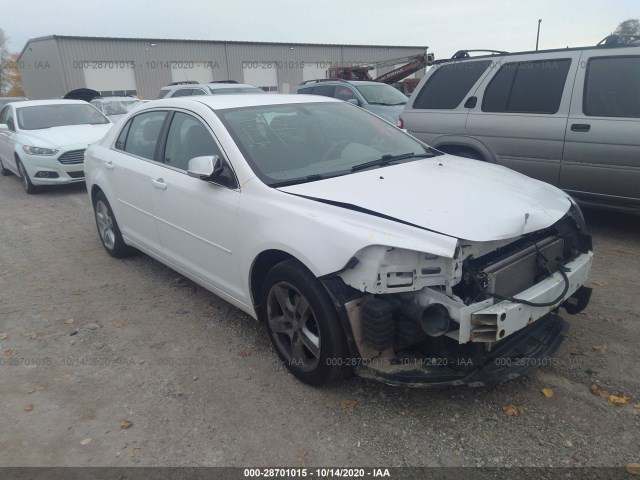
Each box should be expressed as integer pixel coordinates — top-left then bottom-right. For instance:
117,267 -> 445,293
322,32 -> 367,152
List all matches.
0,99 -> 112,193
84,94 -> 593,387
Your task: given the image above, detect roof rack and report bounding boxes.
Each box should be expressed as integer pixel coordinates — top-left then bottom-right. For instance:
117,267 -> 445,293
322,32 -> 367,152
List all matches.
210,80 -> 239,84
451,49 -> 507,59
298,78 -> 354,86
597,34 -> 640,46
167,80 -> 200,86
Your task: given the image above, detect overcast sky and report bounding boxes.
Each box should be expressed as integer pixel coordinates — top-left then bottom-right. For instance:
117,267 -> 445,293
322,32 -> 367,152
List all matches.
1,0 -> 637,57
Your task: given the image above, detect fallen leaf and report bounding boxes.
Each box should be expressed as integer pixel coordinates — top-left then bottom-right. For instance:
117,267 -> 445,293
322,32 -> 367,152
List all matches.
0,270 -> 9,276
592,344 -> 607,353
207,303 -> 218,312
608,394 -> 630,406
23,404 -> 34,412
80,438 -> 92,446
339,400 -> 358,409
3,348 -> 14,356
29,332 -> 38,340
502,404 -> 525,416
27,386 -> 44,394
590,280 -> 608,286
71,288 -> 85,295
541,387 -> 554,398
37,306 -> 54,313
64,318 -> 75,325
54,373 -> 70,382
113,318 -> 128,328
627,464 -> 640,475
589,383 -> 610,398
119,418 -> 133,429
0,333 -> 7,340
238,348 -> 252,357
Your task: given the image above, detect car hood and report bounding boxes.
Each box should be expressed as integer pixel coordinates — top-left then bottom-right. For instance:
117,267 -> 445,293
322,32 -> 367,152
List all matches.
277,155 -> 571,242
19,124 -> 113,149
364,104 -> 404,124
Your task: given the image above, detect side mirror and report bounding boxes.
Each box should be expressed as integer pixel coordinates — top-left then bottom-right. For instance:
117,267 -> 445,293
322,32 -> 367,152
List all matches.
187,155 -> 224,180
346,98 -> 360,107
0,124 -> 9,133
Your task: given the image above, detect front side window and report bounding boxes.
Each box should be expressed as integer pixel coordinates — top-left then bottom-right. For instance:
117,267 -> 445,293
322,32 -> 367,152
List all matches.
16,104 -> 110,130
482,59 -> 571,114
584,56 -> 640,118
413,60 -> 492,109
163,113 -> 222,171
119,111 -> 167,160
217,102 -> 435,186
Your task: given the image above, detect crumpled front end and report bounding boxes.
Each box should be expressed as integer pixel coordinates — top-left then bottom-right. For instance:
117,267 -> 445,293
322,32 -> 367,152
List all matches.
323,204 -> 593,387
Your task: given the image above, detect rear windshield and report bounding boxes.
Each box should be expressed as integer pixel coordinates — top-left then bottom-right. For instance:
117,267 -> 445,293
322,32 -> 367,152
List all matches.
17,104 -> 110,130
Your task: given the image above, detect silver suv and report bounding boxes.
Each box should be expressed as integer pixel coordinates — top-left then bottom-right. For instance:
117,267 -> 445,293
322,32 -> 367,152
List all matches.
157,81 -> 264,98
401,36 -> 640,213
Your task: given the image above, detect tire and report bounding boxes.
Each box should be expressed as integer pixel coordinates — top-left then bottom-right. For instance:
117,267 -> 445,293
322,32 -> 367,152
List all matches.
16,159 -> 39,194
92,191 -> 136,258
0,157 -> 11,176
260,259 -> 351,386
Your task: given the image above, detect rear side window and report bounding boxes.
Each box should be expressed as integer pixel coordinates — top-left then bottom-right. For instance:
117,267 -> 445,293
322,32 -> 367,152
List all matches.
312,85 -> 336,97
584,56 -> 640,118
482,59 -> 571,114
413,60 -> 491,109
298,87 -> 314,94
118,111 -> 167,160
171,88 -> 193,97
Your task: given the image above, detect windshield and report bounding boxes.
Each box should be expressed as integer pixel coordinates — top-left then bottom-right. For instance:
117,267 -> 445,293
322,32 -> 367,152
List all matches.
354,84 -> 408,105
102,99 -> 140,115
217,102 -> 434,186
209,86 -> 264,94
17,104 -> 110,130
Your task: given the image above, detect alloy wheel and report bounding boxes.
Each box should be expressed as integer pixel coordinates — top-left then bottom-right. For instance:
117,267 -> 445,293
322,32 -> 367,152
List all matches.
95,200 -> 116,250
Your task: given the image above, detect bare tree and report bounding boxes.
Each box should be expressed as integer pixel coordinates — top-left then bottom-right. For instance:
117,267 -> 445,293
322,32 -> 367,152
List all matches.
612,18 -> 640,43
0,27 -> 9,94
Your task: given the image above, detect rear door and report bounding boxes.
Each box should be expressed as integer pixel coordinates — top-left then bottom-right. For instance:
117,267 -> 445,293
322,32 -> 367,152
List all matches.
465,52 -> 582,186
106,110 -> 168,253
560,51 -> 640,204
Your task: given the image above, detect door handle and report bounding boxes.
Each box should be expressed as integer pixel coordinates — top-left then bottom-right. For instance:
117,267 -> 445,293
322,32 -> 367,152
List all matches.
151,178 -> 167,190
104,161 -> 114,170
571,124 -> 591,132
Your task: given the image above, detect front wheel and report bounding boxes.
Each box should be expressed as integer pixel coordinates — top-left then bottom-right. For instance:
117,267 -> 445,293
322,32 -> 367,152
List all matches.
16,159 -> 39,194
260,259 -> 351,386
93,191 -> 136,258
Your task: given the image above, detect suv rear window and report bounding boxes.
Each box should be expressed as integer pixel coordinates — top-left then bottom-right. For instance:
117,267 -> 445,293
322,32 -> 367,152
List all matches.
482,59 -> 571,114
413,60 -> 491,110
584,56 -> 640,118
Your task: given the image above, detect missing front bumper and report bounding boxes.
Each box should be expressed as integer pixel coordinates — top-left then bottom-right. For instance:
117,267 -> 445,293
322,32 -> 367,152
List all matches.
355,313 -> 568,388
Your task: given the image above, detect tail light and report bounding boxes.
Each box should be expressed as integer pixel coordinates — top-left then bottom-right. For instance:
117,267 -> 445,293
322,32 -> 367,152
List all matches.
397,117 -> 404,129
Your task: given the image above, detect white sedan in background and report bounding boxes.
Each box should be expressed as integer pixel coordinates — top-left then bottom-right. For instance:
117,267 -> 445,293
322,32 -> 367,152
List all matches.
84,94 -> 593,388
0,99 -> 112,193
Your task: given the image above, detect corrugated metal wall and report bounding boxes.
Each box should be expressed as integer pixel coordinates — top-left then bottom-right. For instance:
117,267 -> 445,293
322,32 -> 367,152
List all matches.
19,38 -> 67,99
19,36 -> 427,99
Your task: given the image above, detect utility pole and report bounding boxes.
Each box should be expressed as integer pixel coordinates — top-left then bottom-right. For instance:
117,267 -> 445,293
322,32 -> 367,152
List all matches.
536,19 -> 542,51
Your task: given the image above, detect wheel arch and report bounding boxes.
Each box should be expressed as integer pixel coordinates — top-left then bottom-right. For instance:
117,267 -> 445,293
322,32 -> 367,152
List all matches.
249,249 -> 297,310
430,135 -> 496,163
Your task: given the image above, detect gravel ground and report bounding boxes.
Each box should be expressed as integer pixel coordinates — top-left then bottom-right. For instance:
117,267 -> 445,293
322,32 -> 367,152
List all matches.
0,175 -> 638,469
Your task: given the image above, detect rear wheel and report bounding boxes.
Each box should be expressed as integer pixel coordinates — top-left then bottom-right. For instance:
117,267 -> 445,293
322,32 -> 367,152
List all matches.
16,159 -> 39,194
93,191 -> 136,258
260,259 -> 350,386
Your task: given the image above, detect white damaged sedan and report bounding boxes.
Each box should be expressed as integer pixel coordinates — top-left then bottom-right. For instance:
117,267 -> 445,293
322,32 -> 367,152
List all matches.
84,94 -> 593,387
0,100 -> 112,193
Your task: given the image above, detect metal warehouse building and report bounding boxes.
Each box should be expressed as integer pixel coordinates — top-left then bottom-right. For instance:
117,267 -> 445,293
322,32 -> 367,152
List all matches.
18,35 -> 428,100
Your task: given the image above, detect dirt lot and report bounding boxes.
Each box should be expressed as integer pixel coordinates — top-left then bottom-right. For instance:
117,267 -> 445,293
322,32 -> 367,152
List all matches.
0,174 -> 638,469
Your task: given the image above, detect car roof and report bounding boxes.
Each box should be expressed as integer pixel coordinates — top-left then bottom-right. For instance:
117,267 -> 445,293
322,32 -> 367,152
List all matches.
148,93 -> 341,110
12,99 -> 91,108
299,80 -> 387,87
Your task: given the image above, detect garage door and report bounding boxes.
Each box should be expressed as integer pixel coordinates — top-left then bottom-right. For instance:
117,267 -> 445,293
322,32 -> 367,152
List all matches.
243,62 -> 278,92
171,61 -> 214,84
83,62 -> 137,96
